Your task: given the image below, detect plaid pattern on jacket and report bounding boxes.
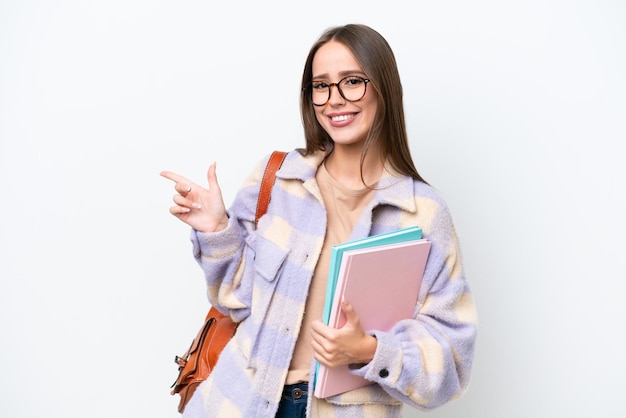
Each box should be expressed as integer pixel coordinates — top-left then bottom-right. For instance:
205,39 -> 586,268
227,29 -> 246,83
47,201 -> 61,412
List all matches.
182,149 -> 477,418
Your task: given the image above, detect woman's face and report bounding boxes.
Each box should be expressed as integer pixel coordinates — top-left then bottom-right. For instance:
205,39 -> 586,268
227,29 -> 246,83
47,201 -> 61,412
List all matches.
311,40 -> 377,149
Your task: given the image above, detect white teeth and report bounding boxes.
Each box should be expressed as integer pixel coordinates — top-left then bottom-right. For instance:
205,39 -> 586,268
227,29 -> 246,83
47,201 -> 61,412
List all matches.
331,114 -> 353,122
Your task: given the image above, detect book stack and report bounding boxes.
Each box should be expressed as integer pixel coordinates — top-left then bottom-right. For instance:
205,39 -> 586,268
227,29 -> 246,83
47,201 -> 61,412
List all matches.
313,226 -> 431,398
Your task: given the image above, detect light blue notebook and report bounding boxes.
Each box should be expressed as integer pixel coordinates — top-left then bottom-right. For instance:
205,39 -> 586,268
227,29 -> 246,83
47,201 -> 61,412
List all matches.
313,225 -> 423,389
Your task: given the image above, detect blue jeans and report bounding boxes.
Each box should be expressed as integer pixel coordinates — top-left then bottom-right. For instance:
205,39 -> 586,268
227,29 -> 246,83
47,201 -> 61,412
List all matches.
275,383 -> 308,418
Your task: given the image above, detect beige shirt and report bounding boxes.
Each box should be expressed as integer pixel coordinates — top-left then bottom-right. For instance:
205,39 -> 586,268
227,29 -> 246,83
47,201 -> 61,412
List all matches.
285,162 -> 377,384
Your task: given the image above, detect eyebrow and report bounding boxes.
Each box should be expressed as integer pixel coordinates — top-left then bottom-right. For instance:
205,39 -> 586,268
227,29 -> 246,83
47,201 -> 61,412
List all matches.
311,70 -> 366,80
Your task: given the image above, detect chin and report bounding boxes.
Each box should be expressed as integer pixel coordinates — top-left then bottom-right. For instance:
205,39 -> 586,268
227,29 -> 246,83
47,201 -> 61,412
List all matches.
329,135 -> 367,147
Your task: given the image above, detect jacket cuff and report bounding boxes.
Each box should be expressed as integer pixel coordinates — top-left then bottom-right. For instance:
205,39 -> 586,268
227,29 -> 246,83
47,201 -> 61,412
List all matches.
351,330 -> 400,384
190,214 -> 242,259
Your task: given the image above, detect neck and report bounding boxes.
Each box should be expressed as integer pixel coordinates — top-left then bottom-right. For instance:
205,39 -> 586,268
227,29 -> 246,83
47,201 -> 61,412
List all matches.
324,146 -> 383,189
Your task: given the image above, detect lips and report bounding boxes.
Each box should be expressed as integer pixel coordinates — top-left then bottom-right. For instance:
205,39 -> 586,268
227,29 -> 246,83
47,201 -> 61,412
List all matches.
327,112 -> 358,128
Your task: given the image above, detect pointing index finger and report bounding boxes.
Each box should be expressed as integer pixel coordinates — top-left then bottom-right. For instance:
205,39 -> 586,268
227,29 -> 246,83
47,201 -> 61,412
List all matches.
160,170 -> 188,184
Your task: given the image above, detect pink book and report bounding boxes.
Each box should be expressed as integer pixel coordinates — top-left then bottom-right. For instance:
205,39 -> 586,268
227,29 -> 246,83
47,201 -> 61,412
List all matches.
313,239 -> 431,398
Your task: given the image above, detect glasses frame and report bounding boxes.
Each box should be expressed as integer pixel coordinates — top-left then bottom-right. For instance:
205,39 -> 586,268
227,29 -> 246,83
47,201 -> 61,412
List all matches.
305,76 -> 371,107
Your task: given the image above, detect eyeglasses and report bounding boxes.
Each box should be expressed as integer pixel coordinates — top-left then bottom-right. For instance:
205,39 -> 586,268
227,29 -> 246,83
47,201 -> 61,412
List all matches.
306,76 -> 371,106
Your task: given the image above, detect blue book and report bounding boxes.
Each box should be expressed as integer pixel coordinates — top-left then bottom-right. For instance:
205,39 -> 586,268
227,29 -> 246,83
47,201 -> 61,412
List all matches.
313,225 -> 423,389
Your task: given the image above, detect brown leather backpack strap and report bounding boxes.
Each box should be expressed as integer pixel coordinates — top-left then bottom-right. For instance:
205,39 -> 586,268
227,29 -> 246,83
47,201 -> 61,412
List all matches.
255,151 -> 287,228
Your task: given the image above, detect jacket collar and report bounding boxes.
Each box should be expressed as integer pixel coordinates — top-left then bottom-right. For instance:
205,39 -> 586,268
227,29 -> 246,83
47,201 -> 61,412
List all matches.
277,149 -> 417,215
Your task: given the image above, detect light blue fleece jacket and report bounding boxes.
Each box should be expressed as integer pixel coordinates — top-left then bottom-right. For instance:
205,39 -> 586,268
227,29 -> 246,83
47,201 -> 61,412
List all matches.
182,149 -> 477,418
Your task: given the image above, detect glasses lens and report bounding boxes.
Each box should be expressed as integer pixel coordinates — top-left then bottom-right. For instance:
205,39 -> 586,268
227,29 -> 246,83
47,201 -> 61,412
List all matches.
339,77 -> 367,102
311,82 -> 328,106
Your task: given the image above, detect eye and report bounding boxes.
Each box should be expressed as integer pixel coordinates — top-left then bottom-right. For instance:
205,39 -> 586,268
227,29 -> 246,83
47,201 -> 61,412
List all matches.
311,81 -> 328,90
341,76 -> 365,88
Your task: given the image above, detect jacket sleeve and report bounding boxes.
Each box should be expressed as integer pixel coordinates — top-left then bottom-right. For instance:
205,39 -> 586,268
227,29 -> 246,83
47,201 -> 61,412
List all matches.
188,155 -> 270,323
349,201 -> 478,409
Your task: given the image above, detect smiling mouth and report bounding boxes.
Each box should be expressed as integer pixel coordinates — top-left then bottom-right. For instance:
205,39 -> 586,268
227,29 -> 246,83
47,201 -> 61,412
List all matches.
330,114 -> 355,122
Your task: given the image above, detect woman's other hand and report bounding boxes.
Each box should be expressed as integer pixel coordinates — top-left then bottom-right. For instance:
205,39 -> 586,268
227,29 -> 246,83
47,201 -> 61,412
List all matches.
311,300 -> 378,368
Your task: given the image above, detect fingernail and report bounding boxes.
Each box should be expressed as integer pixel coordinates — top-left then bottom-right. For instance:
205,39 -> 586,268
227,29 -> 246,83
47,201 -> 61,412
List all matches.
192,203 -> 202,209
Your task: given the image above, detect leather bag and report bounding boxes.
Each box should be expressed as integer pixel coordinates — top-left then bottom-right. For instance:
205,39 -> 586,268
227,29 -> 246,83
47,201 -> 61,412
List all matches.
170,150 -> 287,413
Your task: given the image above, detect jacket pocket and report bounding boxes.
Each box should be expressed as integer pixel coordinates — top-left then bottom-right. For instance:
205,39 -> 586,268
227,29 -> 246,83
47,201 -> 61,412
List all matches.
253,234 -> 289,283
246,234 -> 290,368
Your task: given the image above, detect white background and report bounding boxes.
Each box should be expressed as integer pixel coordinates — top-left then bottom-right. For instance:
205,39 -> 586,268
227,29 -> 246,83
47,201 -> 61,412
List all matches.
1,1 -> 625,417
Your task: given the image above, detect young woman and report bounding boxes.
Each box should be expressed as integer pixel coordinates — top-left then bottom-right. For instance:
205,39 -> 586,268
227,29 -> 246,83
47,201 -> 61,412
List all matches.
162,23 -> 477,418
